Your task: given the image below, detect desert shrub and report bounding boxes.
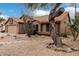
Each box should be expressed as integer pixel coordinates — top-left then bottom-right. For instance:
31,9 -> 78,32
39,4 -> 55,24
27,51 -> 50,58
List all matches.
68,17 -> 79,41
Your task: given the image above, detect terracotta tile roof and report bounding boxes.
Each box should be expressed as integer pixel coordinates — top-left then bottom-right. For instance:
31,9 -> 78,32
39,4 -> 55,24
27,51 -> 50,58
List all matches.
34,15 -> 49,23
34,12 -> 68,23
55,12 -> 68,22
15,19 -> 24,23
8,17 -> 24,24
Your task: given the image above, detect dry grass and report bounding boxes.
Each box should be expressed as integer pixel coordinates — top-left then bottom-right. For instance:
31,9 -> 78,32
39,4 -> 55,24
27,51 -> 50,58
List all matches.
0,34 -> 79,56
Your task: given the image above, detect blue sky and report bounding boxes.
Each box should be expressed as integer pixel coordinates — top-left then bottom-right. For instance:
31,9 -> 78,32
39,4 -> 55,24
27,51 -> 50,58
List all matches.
0,3 -> 27,17
0,3 -> 79,18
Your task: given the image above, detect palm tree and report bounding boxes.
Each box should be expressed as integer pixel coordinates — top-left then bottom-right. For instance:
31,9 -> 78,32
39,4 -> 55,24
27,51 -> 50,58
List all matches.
26,3 -> 56,11
48,3 -> 64,47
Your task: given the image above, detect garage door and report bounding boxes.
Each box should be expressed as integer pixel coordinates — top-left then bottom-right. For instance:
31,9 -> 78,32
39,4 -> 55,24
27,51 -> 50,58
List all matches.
7,25 -> 18,34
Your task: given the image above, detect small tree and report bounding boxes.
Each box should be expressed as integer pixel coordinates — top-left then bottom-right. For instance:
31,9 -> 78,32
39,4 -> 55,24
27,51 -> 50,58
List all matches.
0,12 -> 5,22
68,16 -> 79,41
0,17 -> 5,22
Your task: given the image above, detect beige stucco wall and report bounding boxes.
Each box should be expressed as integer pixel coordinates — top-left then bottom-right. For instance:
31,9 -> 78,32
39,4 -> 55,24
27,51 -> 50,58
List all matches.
6,25 -> 18,34
60,16 -> 71,35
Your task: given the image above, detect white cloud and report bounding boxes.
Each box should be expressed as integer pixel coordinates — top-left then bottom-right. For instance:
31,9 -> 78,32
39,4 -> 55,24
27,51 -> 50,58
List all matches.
33,10 -> 49,16
65,7 -> 79,24
34,7 -> 77,19
65,7 -> 79,19
65,7 -> 75,19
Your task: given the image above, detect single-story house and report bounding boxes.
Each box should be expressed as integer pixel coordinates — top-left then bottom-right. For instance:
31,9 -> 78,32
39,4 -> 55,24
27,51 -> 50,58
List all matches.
5,17 -> 26,34
33,12 -> 70,36
0,12 -> 70,36
33,15 -> 50,35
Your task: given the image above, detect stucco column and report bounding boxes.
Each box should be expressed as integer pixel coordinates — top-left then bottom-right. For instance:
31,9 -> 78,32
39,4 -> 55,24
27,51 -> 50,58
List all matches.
38,24 -> 41,32
43,24 -> 46,32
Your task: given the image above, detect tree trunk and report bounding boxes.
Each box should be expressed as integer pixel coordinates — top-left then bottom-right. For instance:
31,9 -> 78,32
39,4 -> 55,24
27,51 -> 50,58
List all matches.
48,4 -> 64,48
49,20 -> 62,47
